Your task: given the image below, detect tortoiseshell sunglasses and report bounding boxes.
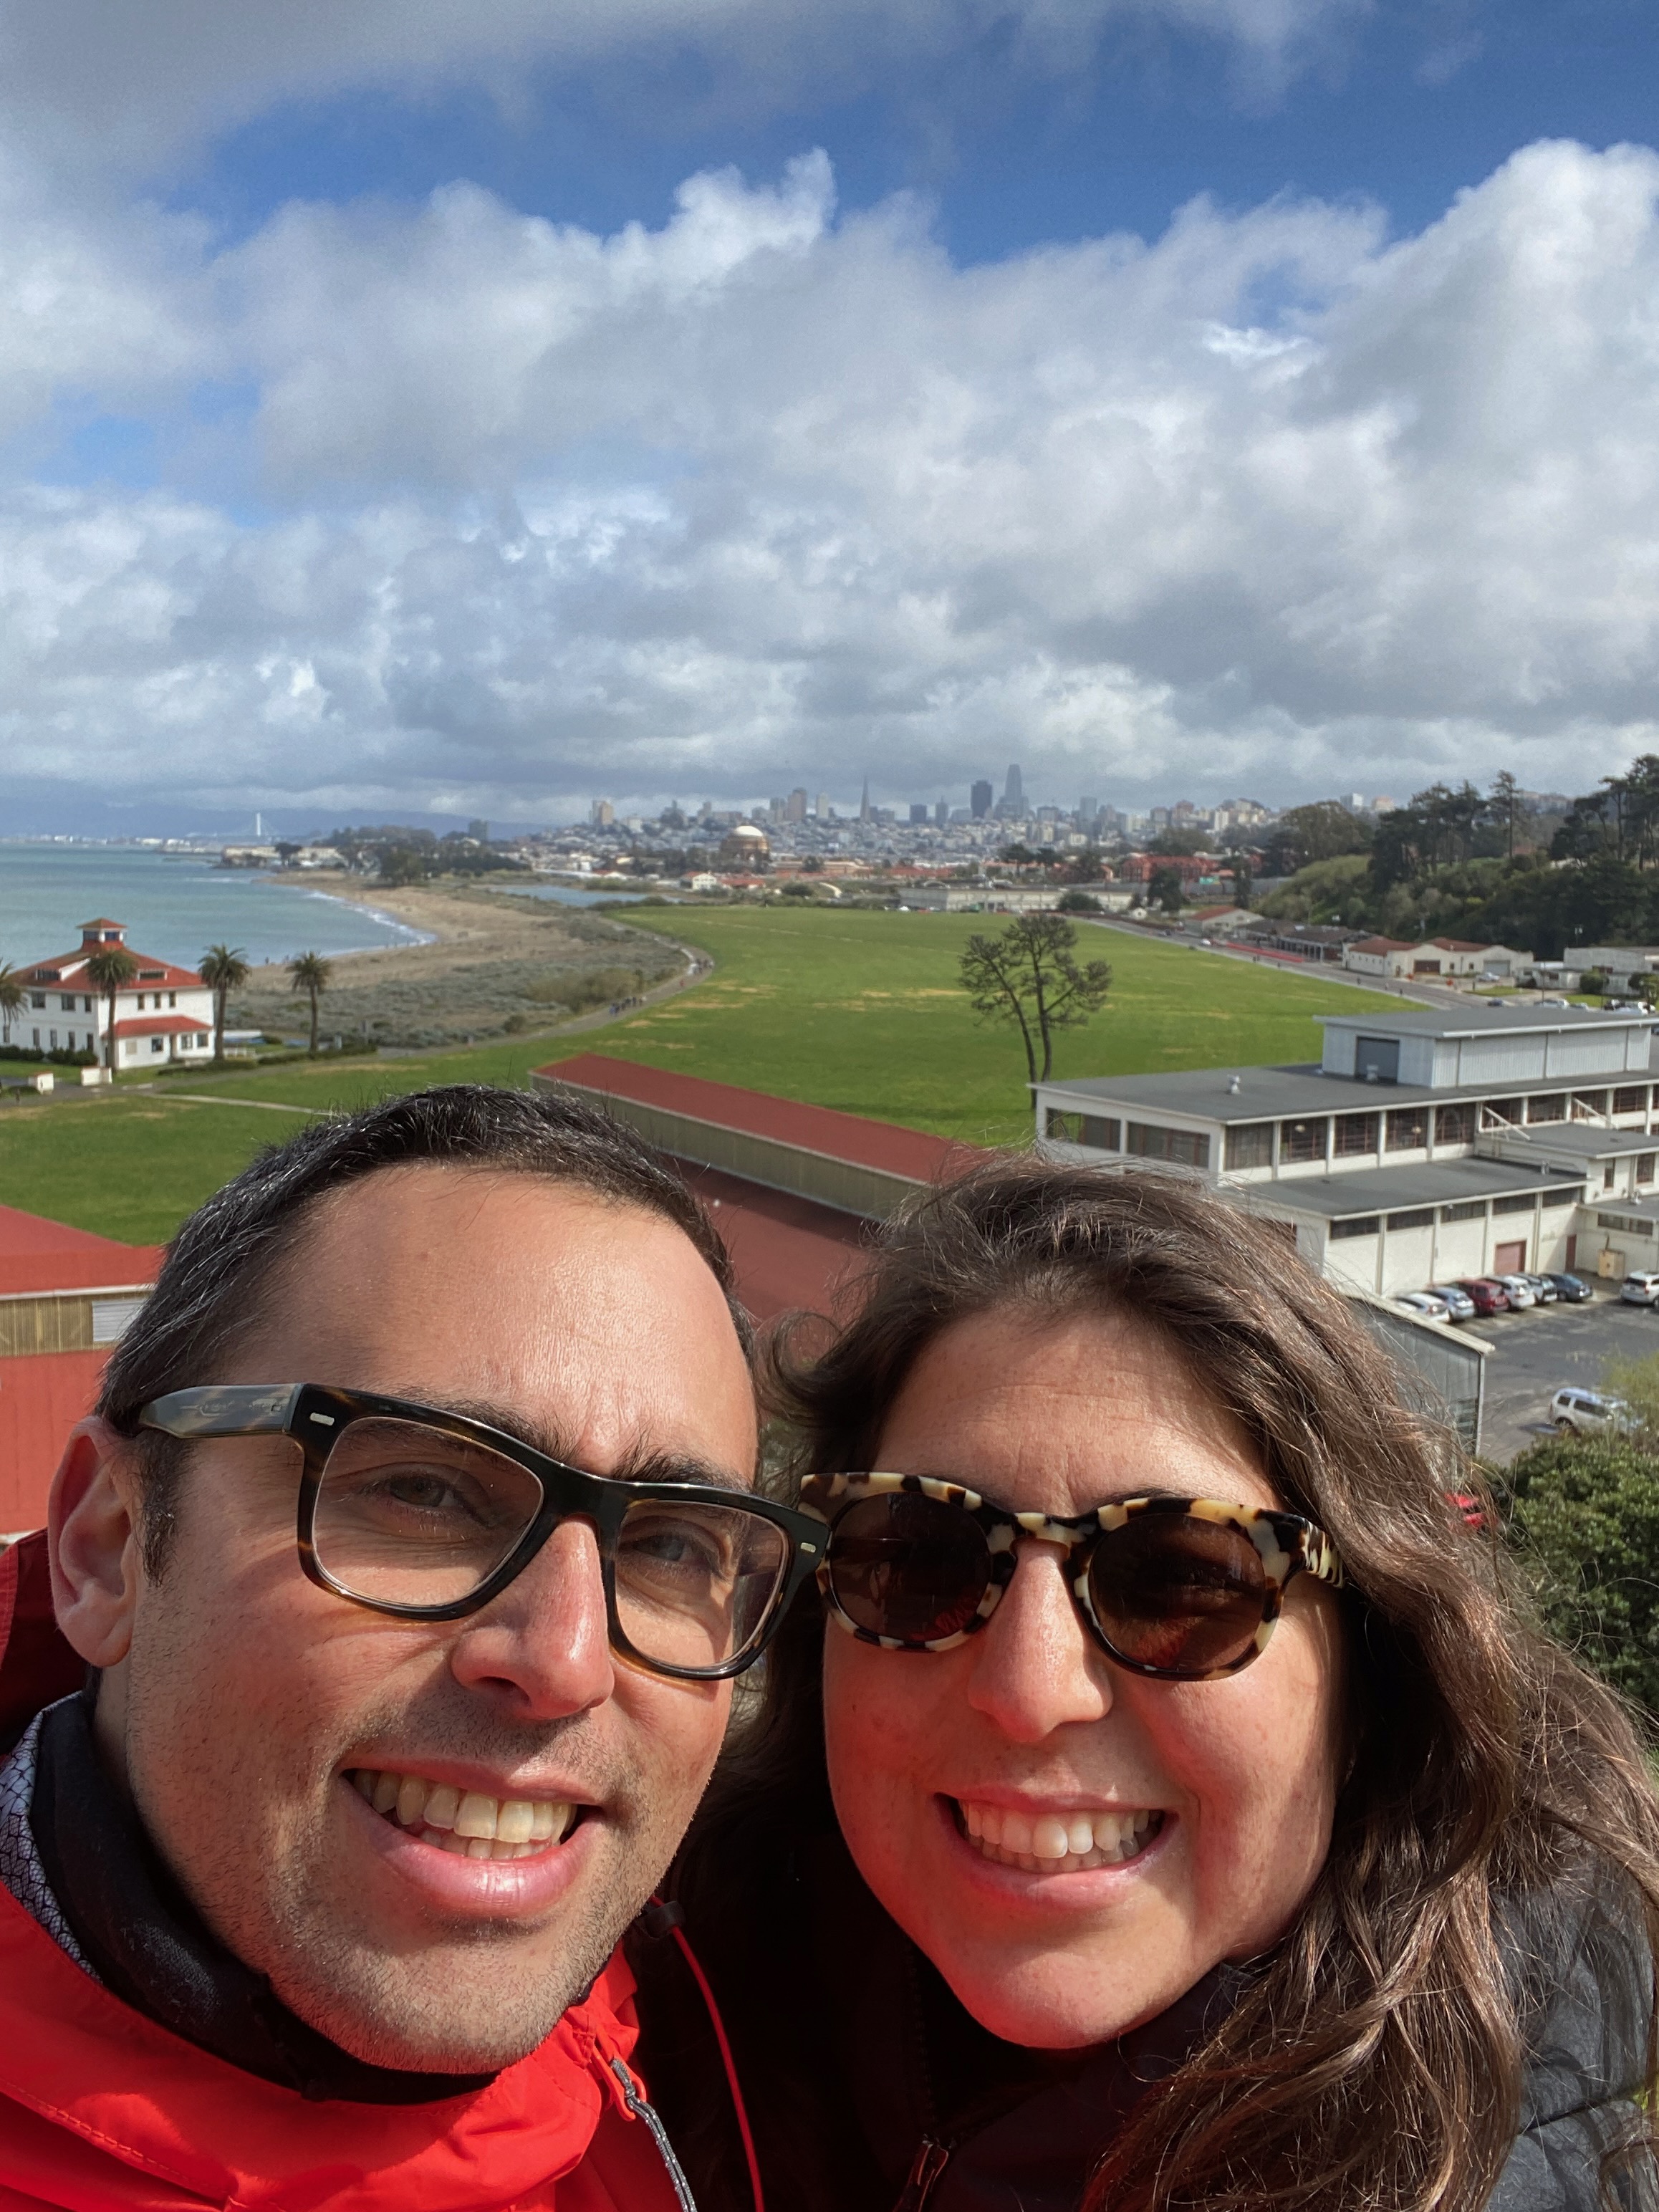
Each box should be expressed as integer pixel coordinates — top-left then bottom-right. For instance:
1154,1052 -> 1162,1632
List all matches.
799,1471 -> 1345,1681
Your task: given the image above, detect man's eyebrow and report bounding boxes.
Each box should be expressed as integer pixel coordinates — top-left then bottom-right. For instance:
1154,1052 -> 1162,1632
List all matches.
403,1396 -> 753,1491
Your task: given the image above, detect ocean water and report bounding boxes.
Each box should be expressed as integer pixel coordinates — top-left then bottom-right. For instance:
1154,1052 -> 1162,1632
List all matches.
0,846 -> 426,973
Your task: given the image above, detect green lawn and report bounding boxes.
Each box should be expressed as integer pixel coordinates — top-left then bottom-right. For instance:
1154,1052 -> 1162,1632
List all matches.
0,910 -> 1400,1244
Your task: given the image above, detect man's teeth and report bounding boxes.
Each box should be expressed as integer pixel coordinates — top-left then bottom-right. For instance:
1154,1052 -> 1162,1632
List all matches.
350,1769 -> 576,1860
957,1799 -> 1162,1871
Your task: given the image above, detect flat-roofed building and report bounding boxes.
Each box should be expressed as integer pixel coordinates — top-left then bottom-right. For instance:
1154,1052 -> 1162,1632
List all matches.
1036,1004 -> 1659,1300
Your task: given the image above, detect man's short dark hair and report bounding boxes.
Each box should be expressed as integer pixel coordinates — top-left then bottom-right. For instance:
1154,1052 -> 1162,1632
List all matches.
98,1083 -> 741,1573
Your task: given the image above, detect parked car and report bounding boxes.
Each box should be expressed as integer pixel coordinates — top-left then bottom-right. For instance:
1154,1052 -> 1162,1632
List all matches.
1493,1274 -> 1537,1309
1394,1291 -> 1451,1322
1538,996 -> 1572,1007
1545,1271 -> 1594,1302
1549,1387 -> 1636,1434
1453,1277 -> 1511,1315
1519,1272 -> 1559,1303
1428,1284 -> 1478,1321
1620,1271 -> 1659,1307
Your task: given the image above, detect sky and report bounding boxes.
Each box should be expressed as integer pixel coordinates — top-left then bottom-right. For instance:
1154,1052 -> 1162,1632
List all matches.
2,0 -> 1658,834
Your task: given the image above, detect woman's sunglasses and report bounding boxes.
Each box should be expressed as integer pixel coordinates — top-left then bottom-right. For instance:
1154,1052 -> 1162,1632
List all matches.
798,1471 -> 1345,1681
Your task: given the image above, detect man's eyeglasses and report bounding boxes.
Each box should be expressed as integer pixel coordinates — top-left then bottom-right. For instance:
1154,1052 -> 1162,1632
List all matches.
799,1471 -> 1345,1681
138,1385 -> 824,1683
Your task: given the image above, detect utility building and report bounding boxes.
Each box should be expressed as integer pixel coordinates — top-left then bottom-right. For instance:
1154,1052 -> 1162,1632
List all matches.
1035,1004 -> 1659,1299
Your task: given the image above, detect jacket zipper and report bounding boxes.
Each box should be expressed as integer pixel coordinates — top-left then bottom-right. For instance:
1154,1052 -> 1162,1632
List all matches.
895,2135 -> 952,2211
608,2053 -> 701,2212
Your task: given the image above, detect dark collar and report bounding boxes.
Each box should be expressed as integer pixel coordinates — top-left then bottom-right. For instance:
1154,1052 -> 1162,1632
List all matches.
29,1693 -> 495,2105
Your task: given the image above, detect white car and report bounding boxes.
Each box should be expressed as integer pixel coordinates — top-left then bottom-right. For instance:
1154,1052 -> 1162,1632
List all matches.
1620,1271 -> 1659,1307
1494,1274 -> 1537,1309
1394,1292 -> 1452,1322
1549,1388 -> 1635,1434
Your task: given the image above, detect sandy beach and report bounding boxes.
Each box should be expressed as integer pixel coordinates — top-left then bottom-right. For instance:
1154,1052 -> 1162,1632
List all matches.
226,877 -> 691,1049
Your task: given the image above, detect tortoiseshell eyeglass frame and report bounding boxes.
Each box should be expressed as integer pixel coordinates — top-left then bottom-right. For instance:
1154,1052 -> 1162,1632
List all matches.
136,1382 -> 827,1681
798,1470 -> 1346,1681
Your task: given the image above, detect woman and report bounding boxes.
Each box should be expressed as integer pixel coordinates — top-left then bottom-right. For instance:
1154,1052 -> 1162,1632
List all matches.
633,1163 -> 1659,2211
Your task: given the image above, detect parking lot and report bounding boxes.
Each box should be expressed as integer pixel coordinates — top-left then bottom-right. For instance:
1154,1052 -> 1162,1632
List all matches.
1468,1287 -> 1659,1461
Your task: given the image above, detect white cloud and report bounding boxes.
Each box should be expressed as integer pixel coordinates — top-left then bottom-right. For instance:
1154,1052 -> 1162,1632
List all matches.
4,137 -> 1659,819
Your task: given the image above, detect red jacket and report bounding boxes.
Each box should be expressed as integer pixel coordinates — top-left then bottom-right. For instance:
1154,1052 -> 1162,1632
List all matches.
0,1534 -> 688,2212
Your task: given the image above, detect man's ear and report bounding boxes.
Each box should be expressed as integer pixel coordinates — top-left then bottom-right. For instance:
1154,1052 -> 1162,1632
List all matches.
48,1418 -> 145,1668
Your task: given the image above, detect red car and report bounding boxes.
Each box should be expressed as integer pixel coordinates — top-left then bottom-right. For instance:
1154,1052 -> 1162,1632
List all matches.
1453,1276 -> 1511,1315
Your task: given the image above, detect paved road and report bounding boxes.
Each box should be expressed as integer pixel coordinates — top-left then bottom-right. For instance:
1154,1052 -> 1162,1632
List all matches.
1469,1288 -> 1659,1461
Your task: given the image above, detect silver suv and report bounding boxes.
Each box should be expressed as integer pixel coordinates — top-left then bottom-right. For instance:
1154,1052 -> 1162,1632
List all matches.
1549,1388 -> 1635,1434
1620,1271 -> 1659,1307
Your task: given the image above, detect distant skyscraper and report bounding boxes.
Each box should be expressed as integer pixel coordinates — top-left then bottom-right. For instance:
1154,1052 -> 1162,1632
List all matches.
860,778 -> 872,823
591,799 -> 615,827
971,779 -> 993,819
787,787 -> 808,821
1003,764 -> 1024,809
816,792 -> 830,819
1079,796 -> 1099,824
935,795 -> 948,826
910,803 -> 929,824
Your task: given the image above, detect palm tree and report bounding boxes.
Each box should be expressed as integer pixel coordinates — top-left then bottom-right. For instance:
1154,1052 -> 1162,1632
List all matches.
0,962 -> 24,1051
85,947 -> 139,1072
200,944 -> 251,1067
288,951 -> 333,1056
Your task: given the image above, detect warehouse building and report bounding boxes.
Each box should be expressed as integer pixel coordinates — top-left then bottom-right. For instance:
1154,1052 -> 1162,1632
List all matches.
1035,1004 -> 1659,1302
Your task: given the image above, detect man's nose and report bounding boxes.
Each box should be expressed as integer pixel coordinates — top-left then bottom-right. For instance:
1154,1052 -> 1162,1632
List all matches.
447,1519 -> 615,1718
963,1538 -> 1112,1741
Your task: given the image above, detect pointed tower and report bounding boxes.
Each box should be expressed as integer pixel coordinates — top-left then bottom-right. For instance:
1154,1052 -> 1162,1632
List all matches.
860,778 -> 872,823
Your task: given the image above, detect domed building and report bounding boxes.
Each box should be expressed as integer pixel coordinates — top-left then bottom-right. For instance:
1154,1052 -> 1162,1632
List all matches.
716,822 -> 771,871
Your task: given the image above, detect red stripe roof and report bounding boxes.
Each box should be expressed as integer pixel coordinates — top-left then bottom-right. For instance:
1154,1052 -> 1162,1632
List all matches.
23,948 -> 204,988
0,1206 -> 160,1299
543,1053 -> 980,1183
0,1350 -> 108,1534
110,1015 -> 211,1037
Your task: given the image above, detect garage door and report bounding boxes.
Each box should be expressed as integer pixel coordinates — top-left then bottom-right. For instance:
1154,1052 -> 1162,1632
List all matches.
1493,1239 -> 1527,1274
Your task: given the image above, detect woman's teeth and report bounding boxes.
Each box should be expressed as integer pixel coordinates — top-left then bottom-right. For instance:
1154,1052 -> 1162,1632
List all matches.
350,1768 -> 577,1861
956,1799 -> 1162,1871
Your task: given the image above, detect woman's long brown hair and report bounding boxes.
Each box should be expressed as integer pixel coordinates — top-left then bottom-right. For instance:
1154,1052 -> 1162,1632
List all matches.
700,1158 -> 1659,2211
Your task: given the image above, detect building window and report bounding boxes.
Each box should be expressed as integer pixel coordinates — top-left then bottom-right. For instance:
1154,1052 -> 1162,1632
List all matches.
81,996 -> 92,1013
1332,1112 -> 1378,1158
1433,1102 -> 1476,1145
47,1029 -> 57,1049
1329,1216 -> 1380,1239
1598,1213 -> 1650,1236
1125,1123 -> 1211,1170
1387,1208 -> 1436,1231
1493,1192 -> 1539,1216
151,1037 -> 165,1053
1385,1107 -> 1429,1151
1223,1122 -> 1274,1170
1639,1155 -> 1658,1186
1605,1164 -> 1617,1190
1279,1117 -> 1328,1165
1441,1199 -> 1488,1223
58,995 -> 74,1011
1526,1094 -> 1566,1124
31,1029 -> 39,1048
29,994 -> 44,1010
1574,1091 -> 1609,1117
1614,1086 -> 1650,1114
1481,1098 -> 1523,1131
168,992 -> 177,1008
1541,1185 -> 1582,1207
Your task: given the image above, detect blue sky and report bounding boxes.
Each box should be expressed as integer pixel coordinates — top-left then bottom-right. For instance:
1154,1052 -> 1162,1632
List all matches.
1,0 -> 1658,834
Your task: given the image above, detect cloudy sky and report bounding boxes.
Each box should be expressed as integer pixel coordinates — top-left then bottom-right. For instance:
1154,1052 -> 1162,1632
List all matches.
2,0 -> 1658,832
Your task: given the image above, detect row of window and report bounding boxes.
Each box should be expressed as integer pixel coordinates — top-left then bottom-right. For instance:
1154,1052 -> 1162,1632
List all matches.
30,989 -> 182,1014
1597,1212 -> 1657,1237
1328,1186 -> 1584,1239
29,1029 -> 203,1055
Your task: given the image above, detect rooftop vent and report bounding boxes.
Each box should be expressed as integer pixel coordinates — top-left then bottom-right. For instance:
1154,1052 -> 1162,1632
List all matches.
1226,1075 -> 1241,1094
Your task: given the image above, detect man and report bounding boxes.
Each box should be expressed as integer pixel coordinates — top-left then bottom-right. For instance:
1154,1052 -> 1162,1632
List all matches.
0,1085 -> 819,2208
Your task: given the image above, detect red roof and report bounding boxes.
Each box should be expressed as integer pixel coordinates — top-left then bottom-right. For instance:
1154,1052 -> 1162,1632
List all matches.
543,1053 -> 978,1183
0,1351 -> 108,1534
0,1205 -> 160,1299
110,1015 -> 211,1038
1349,936 -> 1415,953
24,946 -> 204,989
676,1164 -> 870,1321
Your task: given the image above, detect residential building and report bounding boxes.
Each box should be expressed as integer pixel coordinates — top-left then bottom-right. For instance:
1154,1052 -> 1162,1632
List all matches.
1342,936 -> 1530,981
1034,1004 -> 1659,1302
18,918 -> 215,1067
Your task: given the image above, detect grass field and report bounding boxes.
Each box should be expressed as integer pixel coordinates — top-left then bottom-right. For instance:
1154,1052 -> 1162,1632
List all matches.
0,908 -> 1400,1243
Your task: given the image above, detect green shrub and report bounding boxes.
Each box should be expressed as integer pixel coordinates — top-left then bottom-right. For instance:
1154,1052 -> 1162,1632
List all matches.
1504,1436 -> 1659,1717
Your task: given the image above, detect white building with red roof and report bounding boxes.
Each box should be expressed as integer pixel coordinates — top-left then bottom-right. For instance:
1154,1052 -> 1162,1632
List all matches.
16,918 -> 216,1068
